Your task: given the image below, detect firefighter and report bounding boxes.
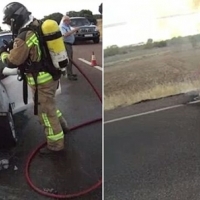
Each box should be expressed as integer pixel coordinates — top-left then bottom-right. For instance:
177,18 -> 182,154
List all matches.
0,2 -> 70,154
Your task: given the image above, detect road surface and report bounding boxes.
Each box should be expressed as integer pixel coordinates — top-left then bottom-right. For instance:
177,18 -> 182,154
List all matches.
0,42 -> 102,200
104,94 -> 200,200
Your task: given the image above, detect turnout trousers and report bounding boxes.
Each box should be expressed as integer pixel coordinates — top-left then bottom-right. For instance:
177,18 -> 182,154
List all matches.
29,79 -> 64,151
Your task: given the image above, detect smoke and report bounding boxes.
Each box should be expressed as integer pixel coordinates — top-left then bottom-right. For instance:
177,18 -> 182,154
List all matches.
191,0 -> 200,9
155,0 -> 200,39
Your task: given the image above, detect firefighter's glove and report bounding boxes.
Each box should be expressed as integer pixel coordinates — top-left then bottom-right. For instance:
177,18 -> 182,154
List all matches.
0,45 -> 9,64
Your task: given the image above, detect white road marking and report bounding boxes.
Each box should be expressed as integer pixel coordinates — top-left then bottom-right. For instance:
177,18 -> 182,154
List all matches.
78,58 -> 103,71
104,99 -> 200,124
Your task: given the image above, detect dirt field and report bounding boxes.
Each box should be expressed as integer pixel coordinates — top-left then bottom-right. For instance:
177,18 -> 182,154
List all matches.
97,19 -> 102,40
104,43 -> 200,110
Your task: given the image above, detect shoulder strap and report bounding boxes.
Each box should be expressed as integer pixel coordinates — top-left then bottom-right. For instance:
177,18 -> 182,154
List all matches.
17,21 -> 46,116
16,30 -> 27,41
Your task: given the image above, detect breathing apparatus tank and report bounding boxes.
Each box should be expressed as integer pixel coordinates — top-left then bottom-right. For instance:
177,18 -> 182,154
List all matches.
41,19 -> 68,73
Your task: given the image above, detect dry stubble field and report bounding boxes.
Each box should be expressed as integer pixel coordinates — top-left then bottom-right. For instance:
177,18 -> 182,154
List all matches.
97,19 -> 102,40
104,44 -> 200,110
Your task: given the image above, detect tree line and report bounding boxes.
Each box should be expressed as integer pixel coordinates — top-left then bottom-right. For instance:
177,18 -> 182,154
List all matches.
104,33 -> 200,57
0,3 -> 103,31
43,9 -> 101,26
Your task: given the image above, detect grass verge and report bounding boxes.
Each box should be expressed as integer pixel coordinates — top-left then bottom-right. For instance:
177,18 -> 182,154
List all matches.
104,46 -> 200,110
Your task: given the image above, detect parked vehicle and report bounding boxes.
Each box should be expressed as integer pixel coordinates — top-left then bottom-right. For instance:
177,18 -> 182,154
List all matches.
70,17 -> 100,44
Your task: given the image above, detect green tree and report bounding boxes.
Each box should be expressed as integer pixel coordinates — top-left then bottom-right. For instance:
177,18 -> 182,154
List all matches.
67,10 -> 93,18
69,9 -> 97,25
104,45 -> 120,57
67,11 -> 80,17
93,14 -> 102,19
145,38 -> 153,49
79,9 -> 93,17
153,41 -> 167,48
189,36 -> 197,48
42,12 -> 63,24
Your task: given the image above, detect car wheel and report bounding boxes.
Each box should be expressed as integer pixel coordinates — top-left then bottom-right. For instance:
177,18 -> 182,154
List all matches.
93,38 -> 100,44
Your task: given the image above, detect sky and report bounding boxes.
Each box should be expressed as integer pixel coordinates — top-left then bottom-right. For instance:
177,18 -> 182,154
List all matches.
0,0 -> 102,29
103,0 -> 200,48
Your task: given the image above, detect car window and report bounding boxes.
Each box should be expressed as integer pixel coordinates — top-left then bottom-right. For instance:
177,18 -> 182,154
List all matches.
0,34 -> 12,47
70,18 -> 90,26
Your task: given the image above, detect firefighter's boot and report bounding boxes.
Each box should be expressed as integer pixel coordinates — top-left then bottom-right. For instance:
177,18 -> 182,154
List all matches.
39,146 -> 55,154
59,116 -> 70,134
39,146 -> 64,155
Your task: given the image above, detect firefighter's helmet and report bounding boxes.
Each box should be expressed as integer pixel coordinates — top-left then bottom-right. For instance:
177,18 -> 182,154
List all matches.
2,2 -> 31,33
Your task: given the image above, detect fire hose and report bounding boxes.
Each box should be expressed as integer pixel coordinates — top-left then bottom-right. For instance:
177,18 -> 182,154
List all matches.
25,59 -> 102,199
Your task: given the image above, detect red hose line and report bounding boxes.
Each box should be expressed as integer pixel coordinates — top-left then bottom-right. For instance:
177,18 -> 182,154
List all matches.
25,59 -> 102,199
71,59 -> 102,103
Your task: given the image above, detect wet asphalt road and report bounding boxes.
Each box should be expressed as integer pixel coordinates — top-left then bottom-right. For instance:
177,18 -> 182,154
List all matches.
104,96 -> 200,200
0,42 -> 102,200
74,41 -> 102,68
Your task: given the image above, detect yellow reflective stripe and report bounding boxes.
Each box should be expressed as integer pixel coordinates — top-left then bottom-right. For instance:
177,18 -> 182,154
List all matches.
27,72 -> 52,85
26,34 -> 41,61
56,110 -> 62,117
1,52 -> 9,63
47,131 -> 64,141
1,52 -> 9,57
38,72 -> 46,75
26,34 -> 37,47
41,113 -> 54,136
